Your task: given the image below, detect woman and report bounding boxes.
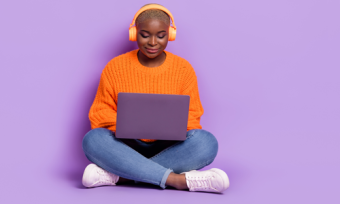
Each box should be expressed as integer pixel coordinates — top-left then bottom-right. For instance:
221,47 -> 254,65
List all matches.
81,3 -> 230,193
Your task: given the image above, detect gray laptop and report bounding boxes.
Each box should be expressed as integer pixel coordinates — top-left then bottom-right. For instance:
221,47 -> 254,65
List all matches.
115,92 -> 190,141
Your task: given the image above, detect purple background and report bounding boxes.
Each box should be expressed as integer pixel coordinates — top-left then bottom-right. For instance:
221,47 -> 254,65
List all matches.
1,0 -> 339,203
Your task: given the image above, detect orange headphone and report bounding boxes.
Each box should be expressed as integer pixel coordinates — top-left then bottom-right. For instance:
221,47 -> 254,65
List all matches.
129,4 -> 177,41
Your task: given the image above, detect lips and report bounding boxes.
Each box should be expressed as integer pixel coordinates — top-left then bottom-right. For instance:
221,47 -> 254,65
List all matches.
146,48 -> 159,53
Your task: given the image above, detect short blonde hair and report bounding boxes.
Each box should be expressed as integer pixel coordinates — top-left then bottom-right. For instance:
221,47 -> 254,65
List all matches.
136,4 -> 170,27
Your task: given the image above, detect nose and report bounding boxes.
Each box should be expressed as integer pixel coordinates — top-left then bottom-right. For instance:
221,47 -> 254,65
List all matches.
148,36 -> 157,46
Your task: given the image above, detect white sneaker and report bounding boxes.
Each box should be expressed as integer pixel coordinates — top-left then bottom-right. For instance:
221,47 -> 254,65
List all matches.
180,168 -> 230,193
82,163 -> 120,188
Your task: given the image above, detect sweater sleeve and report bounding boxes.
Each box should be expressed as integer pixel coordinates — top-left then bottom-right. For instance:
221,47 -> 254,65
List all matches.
88,64 -> 117,132
182,62 -> 204,131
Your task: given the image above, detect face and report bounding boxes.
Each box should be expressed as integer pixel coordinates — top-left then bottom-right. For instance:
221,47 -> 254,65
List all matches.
136,19 -> 169,59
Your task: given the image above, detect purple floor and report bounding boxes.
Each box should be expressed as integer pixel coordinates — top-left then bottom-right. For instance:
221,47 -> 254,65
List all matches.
3,157 -> 339,203
2,121 -> 338,204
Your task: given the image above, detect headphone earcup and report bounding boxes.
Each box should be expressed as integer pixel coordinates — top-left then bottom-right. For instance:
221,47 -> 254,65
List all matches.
129,26 -> 137,41
130,26 -> 176,41
168,26 -> 176,41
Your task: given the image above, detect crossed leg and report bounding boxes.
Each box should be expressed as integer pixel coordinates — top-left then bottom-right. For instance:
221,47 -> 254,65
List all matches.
82,128 -> 218,189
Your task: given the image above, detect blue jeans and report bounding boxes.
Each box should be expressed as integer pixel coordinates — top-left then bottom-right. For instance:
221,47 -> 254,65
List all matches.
82,128 -> 218,189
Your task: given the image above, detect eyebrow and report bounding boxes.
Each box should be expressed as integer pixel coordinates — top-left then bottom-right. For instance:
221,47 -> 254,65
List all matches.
140,30 -> 166,33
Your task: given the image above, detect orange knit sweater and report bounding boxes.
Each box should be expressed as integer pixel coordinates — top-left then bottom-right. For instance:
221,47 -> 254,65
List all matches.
89,49 -> 204,142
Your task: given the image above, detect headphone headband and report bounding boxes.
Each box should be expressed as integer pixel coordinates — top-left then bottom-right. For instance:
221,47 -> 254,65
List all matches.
129,4 -> 177,41
129,4 -> 176,29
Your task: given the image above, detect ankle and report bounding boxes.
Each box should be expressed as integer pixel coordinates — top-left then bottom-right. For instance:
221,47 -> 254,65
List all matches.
165,172 -> 189,190
174,174 -> 188,190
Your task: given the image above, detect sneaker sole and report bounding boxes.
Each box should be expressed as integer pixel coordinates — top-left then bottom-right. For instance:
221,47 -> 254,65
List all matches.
82,163 -> 97,187
210,168 -> 230,191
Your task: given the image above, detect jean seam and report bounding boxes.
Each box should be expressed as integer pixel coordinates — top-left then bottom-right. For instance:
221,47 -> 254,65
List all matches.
149,129 -> 197,160
189,157 -> 216,171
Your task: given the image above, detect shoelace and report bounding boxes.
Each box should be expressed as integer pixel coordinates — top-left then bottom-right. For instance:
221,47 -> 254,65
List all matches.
188,175 -> 217,191
96,168 -> 115,185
